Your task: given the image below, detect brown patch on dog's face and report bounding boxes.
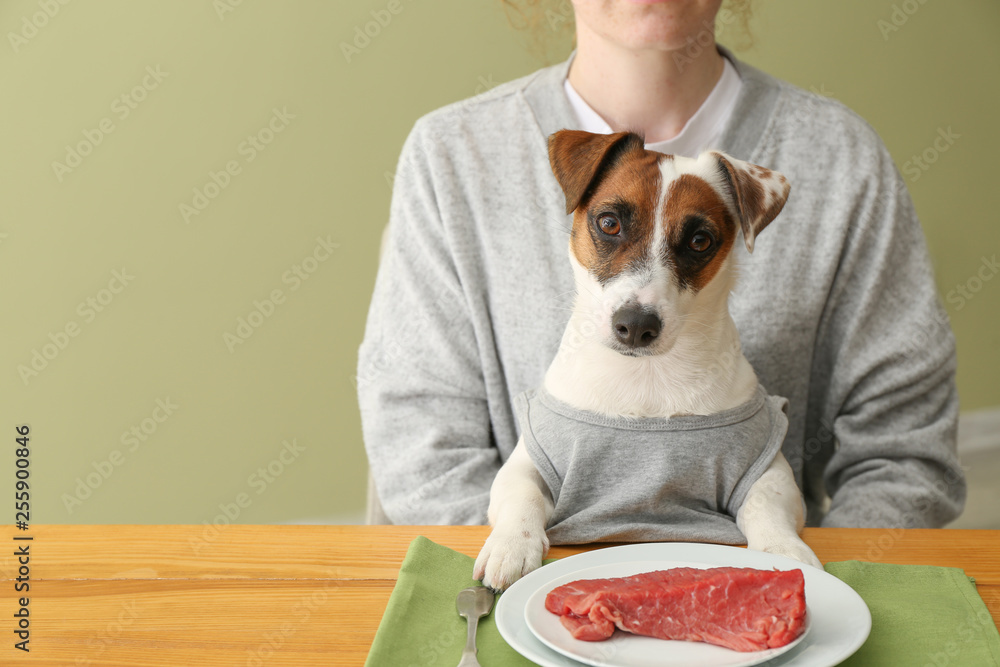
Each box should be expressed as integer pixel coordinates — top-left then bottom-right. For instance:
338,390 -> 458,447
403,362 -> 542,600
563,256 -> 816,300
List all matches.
549,131 -> 645,214
570,149 -> 663,285
662,174 -> 738,292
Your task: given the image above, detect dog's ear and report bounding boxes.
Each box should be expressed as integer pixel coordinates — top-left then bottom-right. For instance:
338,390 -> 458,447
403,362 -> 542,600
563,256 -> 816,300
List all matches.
711,152 -> 791,253
548,130 -> 644,214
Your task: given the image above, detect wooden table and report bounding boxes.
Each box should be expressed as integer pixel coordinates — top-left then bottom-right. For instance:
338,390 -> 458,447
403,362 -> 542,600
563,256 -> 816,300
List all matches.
0,526 -> 997,665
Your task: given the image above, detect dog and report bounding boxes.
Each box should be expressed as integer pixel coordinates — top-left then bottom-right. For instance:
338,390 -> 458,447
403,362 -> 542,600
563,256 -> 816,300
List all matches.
473,130 -> 822,591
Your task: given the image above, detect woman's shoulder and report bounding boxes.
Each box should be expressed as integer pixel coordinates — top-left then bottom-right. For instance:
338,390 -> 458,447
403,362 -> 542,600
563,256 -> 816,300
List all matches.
426,64 -> 552,120
744,63 -> 889,166
403,61 -> 562,152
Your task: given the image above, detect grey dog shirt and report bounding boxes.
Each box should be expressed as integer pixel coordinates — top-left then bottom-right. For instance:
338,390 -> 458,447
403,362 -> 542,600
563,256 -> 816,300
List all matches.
515,384 -> 789,545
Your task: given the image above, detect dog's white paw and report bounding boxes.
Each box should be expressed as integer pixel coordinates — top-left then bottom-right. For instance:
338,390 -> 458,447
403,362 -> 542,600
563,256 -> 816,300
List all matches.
473,527 -> 549,591
750,536 -> 823,569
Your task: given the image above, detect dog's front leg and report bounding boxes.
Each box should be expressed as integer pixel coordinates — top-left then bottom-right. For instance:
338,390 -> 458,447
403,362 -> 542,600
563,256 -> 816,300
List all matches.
737,452 -> 823,569
473,438 -> 554,591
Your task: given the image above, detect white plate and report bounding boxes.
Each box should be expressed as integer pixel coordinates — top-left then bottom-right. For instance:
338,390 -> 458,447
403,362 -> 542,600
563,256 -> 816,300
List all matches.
524,559 -> 810,667
496,543 -> 871,667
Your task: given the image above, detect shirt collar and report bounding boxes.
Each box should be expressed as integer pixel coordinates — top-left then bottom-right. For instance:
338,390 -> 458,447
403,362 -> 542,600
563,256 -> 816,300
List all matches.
561,54 -> 743,157
520,44 -> 781,162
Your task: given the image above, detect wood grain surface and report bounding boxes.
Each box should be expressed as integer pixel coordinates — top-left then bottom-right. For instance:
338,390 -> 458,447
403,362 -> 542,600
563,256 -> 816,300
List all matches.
0,525 -> 997,666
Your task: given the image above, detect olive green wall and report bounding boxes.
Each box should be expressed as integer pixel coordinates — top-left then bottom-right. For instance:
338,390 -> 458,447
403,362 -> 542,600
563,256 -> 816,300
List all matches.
1,1 -> 996,524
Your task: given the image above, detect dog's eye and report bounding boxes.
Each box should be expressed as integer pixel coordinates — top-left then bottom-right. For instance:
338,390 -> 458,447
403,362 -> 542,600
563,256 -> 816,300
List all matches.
597,214 -> 621,236
688,232 -> 712,252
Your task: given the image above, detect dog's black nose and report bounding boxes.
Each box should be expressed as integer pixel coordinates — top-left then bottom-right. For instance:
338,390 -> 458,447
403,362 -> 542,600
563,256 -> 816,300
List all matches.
612,306 -> 661,348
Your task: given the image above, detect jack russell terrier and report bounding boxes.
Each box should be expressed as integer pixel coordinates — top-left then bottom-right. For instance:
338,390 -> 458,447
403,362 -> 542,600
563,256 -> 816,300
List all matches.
474,130 -> 822,591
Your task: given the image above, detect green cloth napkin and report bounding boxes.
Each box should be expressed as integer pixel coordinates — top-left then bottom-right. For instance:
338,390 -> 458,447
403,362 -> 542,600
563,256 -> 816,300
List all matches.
824,560 -> 1000,667
366,537 -> 1000,667
365,535 -> 538,667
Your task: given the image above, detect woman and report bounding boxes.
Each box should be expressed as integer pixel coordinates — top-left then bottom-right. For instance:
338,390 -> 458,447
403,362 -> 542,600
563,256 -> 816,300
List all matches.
357,1 -> 965,530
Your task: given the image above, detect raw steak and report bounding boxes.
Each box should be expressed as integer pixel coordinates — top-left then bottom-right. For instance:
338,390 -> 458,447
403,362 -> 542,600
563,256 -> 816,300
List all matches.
545,567 -> 806,651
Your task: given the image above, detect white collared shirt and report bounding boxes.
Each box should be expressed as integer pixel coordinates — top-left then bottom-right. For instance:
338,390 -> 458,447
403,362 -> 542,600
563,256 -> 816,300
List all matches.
563,54 -> 743,157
